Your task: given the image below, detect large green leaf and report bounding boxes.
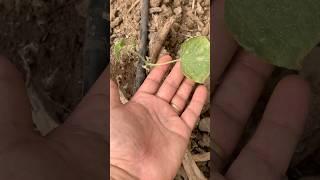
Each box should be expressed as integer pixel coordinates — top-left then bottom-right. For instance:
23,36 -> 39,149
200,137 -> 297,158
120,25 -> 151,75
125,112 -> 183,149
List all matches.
179,36 -> 210,83
225,0 -> 320,70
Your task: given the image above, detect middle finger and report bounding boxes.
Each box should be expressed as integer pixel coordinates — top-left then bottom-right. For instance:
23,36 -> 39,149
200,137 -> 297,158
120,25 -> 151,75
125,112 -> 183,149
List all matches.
156,62 -> 185,102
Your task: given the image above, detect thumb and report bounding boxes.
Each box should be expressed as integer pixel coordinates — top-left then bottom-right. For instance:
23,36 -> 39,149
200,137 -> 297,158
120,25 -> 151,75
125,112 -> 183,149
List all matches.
110,80 -> 121,108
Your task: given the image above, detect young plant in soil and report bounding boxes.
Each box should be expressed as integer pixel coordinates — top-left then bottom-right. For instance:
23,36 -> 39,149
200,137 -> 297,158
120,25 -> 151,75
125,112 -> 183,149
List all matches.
144,36 -> 210,84
224,0 -> 320,70
112,36 -> 210,84
113,37 -> 137,62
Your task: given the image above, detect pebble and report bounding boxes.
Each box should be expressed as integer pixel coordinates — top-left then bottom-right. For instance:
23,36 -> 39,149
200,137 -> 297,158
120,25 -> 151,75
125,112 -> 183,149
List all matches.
173,7 -> 182,15
150,7 -> 163,13
201,23 -> 209,36
111,17 -> 122,28
173,0 -> 182,7
196,2 -> 205,15
204,0 -> 210,6
150,0 -> 162,8
161,4 -> 173,17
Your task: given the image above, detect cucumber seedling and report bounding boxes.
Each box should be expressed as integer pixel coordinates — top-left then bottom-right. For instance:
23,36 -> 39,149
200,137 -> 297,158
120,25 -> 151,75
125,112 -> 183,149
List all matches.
112,36 -> 210,84
113,37 -> 137,62
144,36 -> 210,84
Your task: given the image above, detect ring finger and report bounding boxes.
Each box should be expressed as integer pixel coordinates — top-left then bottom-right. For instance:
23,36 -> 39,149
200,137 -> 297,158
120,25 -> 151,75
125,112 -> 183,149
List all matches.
170,78 -> 195,114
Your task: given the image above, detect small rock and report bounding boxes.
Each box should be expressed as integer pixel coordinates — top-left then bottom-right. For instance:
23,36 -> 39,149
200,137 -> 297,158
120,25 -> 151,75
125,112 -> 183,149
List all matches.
110,10 -> 116,21
199,134 -> 210,148
150,0 -> 162,7
173,0 -> 182,7
196,31 -> 202,36
111,17 -> 122,28
204,0 -> 210,6
173,7 -> 182,15
185,17 -> 195,29
201,23 -> 210,36
175,167 -> 188,180
150,7 -> 162,13
196,2 -> 205,15
199,117 -> 210,133
162,4 -> 173,17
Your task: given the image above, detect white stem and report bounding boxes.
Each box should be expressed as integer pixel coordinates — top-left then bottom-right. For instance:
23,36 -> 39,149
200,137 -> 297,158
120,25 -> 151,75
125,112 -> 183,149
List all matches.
145,59 -> 180,67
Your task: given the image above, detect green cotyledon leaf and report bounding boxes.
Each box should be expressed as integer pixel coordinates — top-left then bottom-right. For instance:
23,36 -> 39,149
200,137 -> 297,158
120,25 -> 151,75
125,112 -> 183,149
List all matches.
179,36 -> 210,84
225,0 -> 320,70
113,38 -> 125,62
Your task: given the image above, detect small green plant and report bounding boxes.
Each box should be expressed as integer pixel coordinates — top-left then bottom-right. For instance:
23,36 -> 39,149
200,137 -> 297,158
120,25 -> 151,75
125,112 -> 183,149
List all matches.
225,0 -> 320,70
144,36 -> 210,84
113,38 -> 137,62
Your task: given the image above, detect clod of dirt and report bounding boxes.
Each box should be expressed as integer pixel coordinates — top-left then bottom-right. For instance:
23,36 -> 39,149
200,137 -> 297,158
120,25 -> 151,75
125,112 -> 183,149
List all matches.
199,117 -> 210,133
173,0 -> 182,7
111,17 -> 123,28
150,7 -> 162,13
201,23 -> 210,36
196,1 -> 205,15
173,7 -> 182,15
175,167 -> 188,180
161,4 -> 173,17
199,133 -> 210,148
150,0 -> 162,7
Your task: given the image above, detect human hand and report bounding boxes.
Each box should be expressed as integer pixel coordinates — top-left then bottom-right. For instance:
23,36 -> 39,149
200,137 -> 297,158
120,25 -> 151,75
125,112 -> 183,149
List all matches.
211,0 -> 310,179
110,55 -> 208,180
0,56 -> 107,180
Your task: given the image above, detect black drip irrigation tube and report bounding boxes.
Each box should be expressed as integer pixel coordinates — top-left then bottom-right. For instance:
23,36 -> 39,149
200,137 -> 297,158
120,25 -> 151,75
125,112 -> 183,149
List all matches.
133,0 -> 149,93
83,0 -> 108,95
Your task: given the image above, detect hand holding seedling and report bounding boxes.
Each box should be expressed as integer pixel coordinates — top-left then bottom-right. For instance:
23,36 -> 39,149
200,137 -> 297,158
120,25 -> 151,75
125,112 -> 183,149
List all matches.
212,0 -> 310,179
0,57 -> 107,180
110,55 -> 208,180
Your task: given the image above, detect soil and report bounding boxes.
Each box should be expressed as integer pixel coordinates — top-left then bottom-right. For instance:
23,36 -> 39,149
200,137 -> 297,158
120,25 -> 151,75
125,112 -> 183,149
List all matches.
110,0 -> 210,179
0,0 -> 86,121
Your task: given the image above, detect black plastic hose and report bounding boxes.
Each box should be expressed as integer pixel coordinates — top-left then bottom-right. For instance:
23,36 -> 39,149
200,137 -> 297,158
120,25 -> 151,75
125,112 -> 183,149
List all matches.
133,0 -> 149,93
83,0 -> 108,95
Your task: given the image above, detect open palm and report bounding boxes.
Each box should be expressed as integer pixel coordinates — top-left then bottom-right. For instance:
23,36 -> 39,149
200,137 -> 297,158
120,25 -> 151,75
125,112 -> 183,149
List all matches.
110,55 -> 207,180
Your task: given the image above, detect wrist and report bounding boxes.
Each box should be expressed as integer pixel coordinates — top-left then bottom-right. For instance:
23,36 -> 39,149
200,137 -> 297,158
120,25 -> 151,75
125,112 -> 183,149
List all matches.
110,164 -> 138,180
